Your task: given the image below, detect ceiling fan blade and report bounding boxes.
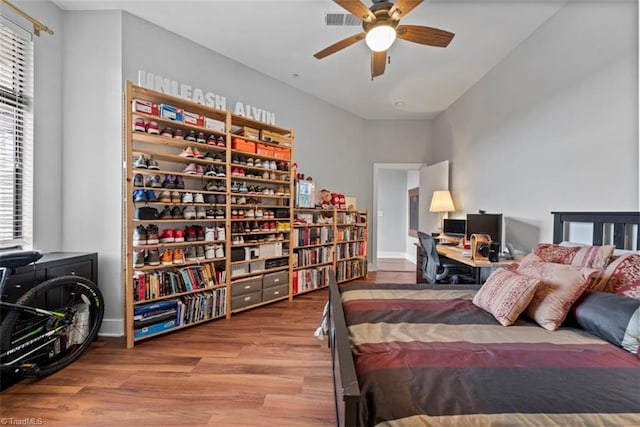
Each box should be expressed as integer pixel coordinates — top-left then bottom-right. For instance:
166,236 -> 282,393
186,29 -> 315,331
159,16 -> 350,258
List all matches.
314,33 -> 366,59
396,25 -> 454,48
334,0 -> 375,23
388,0 -> 423,21
371,50 -> 386,78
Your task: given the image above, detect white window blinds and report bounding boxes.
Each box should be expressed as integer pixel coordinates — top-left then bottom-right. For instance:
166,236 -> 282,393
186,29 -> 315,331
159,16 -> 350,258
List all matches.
0,20 -> 33,248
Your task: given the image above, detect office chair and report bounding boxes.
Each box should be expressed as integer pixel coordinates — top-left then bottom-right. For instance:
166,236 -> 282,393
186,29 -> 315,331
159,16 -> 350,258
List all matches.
417,231 -> 475,284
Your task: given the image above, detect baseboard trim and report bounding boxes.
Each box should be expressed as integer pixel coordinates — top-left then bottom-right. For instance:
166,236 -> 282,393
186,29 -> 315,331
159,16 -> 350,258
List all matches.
98,318 -> 124,337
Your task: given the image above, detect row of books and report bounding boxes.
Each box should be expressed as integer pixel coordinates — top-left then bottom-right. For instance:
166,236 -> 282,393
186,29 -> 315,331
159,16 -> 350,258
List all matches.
293,246 -> 335,267
133,288 -> 227,339
293,226 -> 333,247
336,259 -> 366,282
335,226 -> 367,242
335,212 -> 367,225
133,264 -> 226,302
336,241 -> 366,259
292,265 -> 332,294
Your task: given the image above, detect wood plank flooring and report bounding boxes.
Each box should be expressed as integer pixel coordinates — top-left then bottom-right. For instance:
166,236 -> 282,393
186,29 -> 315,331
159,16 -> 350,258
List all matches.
0,272 -> 414,426
376,257 -> 416,272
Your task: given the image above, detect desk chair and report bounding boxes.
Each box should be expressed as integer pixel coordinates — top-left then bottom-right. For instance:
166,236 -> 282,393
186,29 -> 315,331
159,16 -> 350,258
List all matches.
417,231 -> 475,284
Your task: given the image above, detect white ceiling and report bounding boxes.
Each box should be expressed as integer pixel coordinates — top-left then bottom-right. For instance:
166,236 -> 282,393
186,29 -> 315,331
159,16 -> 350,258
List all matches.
52,0 -> 567,120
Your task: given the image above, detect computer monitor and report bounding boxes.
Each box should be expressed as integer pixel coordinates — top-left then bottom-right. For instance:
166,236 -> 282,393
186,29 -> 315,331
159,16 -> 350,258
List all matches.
443,219 -> 466,237
466,213 -> 503,247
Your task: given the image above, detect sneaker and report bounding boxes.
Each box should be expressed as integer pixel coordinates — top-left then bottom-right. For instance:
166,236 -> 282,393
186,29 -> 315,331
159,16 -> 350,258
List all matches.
159,229 -> 175,243
196,206 -> 206,219
195,164 -> 204,174
146,174 -> 162,188
216,194 -> 226,204
202,151 -> 215,161
245,209 -> 255,219
180,147 -> 195,158
133,154 -> 148,169
246,158 -> 254,167
216,136 -> 226,147
158,206 -> 172,219
205,208 -> 216,219
159,190 -> 172,203
197,132 -> 206,143
204,165 -> 216,176
204,245 -> 216,259
216,224 -> 226,240
133,189 -> 147,202
133,173 -> 144,187
214,244 -> 224,258
145,248 -> 161,266
133,250 -> 145,268
216,166 -> 226,177
173,248 -> 185,264
207,135 -> 217,146
171,206 -> 183,218
184,246 -> 197,261
160,127 -> 173,138
255,208 -> 263,218
205,226 -> 216,242
145,189 -> 157,202
145,121 -> 159,135
147,156 -> 160,170
183,163 -> 198,174
133,225 -> 147,244
185,130 -> 197,142
194,225 -> 205,241
193,193 -> 204,204
183,206 -> 196,220
173,129 -> 184,139
174,228 -> 185,242
195,245 -> 205,260
182,192 -> 194,203
175,175 -> 185,189
133,117 -> 146,132
254,159 -> 262,168
162,174 -> 176,189
171,191 -> 181,203
215,209 -> 225,219
147,224 -> 160,244
184,226 -> 197,242
161,249 -> 173,265
204,194 -> 217,204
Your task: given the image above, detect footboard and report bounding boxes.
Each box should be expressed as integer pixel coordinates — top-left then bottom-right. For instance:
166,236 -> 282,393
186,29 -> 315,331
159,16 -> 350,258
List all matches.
328,273 -> 360,427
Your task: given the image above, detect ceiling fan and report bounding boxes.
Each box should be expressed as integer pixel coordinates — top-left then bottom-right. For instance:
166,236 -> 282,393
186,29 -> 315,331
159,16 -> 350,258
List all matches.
314,0 -> 454,79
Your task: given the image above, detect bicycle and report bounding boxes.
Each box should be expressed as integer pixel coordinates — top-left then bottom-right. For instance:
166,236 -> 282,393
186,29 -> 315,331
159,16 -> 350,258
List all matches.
0,250 -> 104,378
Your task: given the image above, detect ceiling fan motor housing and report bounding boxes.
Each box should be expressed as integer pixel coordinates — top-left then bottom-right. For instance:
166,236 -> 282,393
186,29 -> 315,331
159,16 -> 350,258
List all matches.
363,2 -> 398,33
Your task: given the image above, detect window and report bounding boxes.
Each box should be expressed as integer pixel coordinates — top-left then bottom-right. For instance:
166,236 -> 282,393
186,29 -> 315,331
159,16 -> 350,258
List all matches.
0,20 -> 33,248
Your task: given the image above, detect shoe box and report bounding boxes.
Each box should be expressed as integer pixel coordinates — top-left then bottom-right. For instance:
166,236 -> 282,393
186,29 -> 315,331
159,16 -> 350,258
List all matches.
260,129 -> 292,147
231,276 -> 263,310
265,257 -> 288,270
183,111 -> 204,127
132,99 -> 159,116
259,242 -> 282,258
159,104 -> 184,122
205,117 -> 225,133
232,137 -> 256,154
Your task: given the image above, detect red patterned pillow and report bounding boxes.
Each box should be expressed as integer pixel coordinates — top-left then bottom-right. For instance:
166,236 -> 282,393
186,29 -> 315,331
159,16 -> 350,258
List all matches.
590,253 -> 640,299
533,243 -> 615,269
473,269 -> 540,326
516,258 -> 599,331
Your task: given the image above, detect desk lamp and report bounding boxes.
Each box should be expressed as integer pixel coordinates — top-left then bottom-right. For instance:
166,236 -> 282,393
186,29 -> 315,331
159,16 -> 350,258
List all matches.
429,190 -> 455,240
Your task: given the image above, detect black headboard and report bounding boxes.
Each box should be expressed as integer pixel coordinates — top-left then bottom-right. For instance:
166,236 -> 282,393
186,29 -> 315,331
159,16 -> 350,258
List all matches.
552,212 -> 640,250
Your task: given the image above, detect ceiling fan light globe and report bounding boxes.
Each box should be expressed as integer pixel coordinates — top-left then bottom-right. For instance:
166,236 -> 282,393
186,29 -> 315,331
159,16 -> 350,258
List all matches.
365,25 -> 396,52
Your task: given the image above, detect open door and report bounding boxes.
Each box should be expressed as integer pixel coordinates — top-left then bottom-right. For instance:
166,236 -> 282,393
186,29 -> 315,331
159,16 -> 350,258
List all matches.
419,160 -> 449,235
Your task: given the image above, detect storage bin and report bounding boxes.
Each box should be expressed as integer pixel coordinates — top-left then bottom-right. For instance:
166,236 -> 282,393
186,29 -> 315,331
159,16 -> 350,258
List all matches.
231,291 -> 262,310
231,276 -> 263,296
262,283 -> 289,302
263,270 -> 288,289
256,143 -> 275,157
232,137 -> 256,154
273,147 -> 291,160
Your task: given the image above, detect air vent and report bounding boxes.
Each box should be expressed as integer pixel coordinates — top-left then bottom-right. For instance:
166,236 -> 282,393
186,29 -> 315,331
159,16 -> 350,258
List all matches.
325,12 -> 362,27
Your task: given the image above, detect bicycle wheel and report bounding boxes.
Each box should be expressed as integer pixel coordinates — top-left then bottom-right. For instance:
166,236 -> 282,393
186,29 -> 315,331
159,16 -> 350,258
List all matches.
0,275 -> 104,378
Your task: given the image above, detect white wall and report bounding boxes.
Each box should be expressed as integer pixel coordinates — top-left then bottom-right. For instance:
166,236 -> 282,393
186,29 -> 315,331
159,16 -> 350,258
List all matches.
377,169 -> 409,257
61,11 -> 123,335
432,1 -> 639,251
13,1 -> 63,252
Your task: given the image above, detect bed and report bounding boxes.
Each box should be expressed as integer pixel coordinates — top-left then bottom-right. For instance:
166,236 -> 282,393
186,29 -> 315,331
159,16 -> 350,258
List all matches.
327,211 -> 640,427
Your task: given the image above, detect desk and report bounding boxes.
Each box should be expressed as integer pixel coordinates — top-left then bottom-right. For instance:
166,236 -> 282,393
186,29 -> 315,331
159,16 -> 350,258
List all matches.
415,244 -> 515,284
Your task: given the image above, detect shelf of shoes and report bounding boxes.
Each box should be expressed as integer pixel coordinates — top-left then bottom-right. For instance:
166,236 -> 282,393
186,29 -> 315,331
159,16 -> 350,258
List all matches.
124,81 -> 295,347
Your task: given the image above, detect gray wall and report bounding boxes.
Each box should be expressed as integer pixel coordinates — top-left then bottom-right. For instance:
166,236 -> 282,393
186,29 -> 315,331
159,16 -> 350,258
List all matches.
376,169 -> 409,257
432,1 -> 639,251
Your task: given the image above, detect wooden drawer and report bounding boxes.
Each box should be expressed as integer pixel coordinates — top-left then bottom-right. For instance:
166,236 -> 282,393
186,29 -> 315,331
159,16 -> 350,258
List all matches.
1,269 -> 46,303
263,270 -> 288,290
262,283 -> 288,302
46,259 -> 93,280
231,276 -> 262,297
231,291 -> 262,310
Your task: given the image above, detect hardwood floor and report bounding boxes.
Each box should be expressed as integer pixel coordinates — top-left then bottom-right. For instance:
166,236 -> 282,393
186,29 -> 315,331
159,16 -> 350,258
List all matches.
0,272 -> 414,426
376,257 -> 416,272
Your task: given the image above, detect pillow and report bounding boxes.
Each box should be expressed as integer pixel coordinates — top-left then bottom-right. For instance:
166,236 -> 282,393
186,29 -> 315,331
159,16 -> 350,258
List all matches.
516,258 -> 598,331
567,289 -> 639,354
533,243 -> 615,269
472,269 -> 541,326
590,253 -> 640,298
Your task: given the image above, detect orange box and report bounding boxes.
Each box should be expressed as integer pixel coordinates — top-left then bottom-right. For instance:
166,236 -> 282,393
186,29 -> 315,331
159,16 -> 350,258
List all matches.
273,147 -> 291,160
256,143 -> 275,157
232,137 -> 256,154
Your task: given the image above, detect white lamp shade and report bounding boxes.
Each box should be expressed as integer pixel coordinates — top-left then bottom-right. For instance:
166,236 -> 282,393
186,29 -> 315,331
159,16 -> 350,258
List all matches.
429,190 -> 455,212
365,25 -> 396,52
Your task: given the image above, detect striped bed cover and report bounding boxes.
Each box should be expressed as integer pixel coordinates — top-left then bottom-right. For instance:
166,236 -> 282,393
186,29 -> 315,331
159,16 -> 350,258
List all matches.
340,283 -> 640,427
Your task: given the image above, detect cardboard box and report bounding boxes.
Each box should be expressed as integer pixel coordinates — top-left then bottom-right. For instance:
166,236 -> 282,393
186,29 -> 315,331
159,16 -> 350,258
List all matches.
132,99 -> 159,116
134,319 -> 176,339
260,130 -> 292,147
205,117 -> 225,132
183,111 -> 204,127
232,137 -> 256,154
242,127 -> 260,140
159,104 -> 184,122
